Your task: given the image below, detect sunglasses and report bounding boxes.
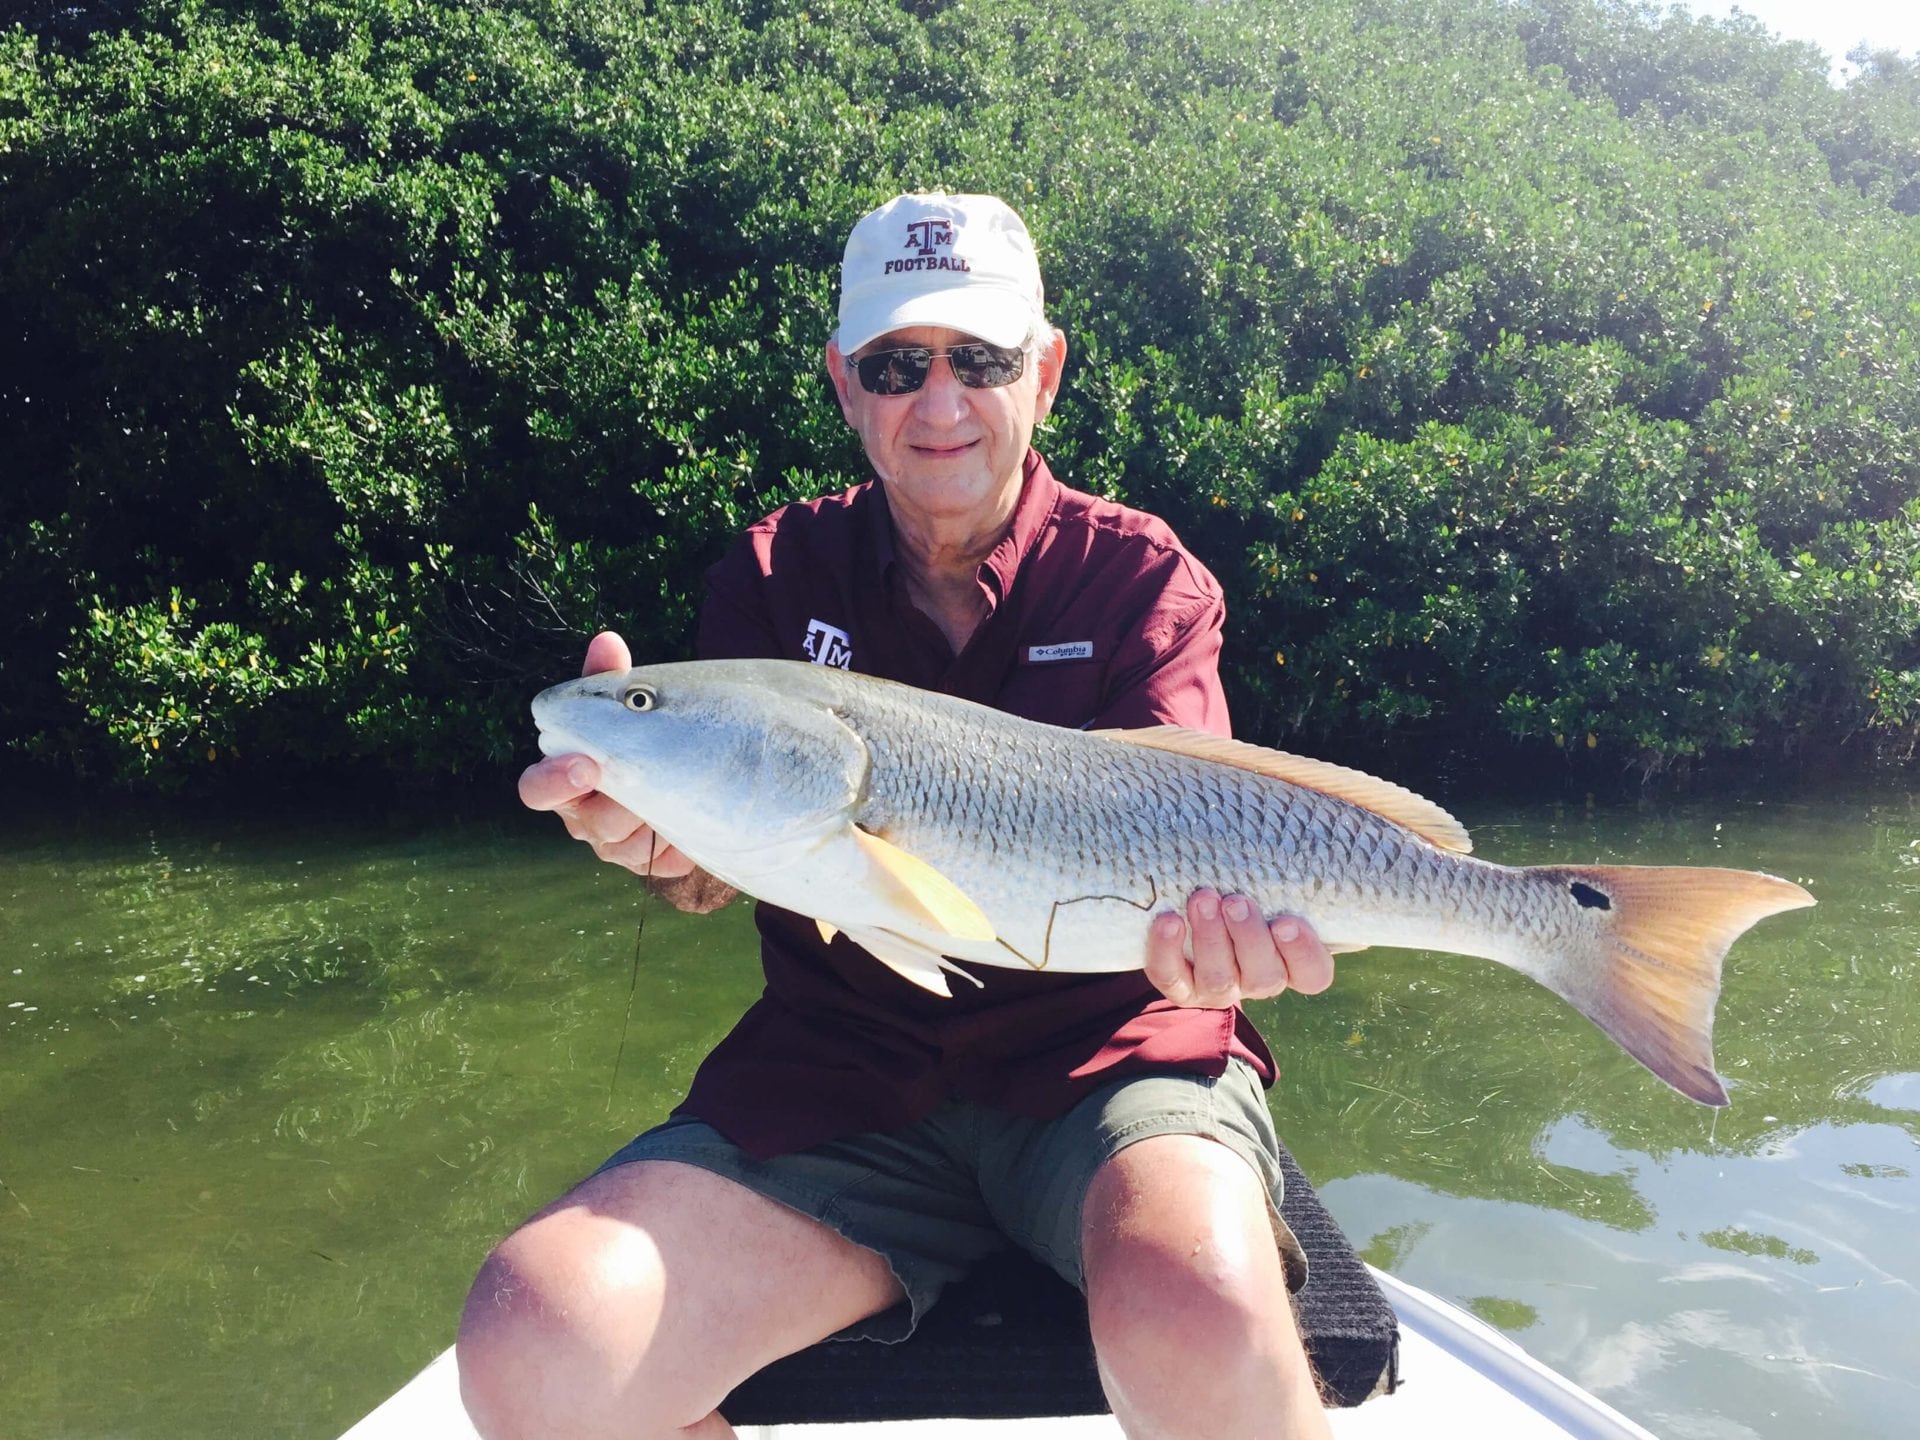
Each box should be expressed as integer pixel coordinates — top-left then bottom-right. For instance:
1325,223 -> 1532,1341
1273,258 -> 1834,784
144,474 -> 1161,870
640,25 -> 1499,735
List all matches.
849,340 -> 1028,396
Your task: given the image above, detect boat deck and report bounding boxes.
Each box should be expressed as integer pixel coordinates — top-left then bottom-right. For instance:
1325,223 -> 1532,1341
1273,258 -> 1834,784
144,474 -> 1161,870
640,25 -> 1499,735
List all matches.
342,1267 -> 1656,1440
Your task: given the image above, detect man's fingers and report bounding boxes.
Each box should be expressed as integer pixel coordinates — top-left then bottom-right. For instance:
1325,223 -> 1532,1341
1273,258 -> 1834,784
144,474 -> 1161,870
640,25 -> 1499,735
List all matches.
1144,897 -> 1333,1008
1143,911 -> 1194,1004
519,754 -> 600,812
582,630 -> 632,676
595,827 -> 697,878
1270,915 -> 1337,995
561,791 -> 651,849
1221,894 -> 1287,999
565,800 -> 696,878
1185,890 -> 1238,1007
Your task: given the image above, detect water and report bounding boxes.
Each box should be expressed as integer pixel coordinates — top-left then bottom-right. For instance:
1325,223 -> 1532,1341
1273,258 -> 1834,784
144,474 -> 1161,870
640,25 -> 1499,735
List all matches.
1,784 -> 1914,1438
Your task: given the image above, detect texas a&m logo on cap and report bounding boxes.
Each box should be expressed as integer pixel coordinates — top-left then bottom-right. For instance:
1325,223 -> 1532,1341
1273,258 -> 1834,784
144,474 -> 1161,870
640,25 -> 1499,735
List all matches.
886,217 -> 972,277
906,218 -> 953,255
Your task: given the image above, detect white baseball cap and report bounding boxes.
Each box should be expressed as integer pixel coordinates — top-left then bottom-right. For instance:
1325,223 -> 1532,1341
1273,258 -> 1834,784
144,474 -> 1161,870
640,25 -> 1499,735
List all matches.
835,192 -> 1045,354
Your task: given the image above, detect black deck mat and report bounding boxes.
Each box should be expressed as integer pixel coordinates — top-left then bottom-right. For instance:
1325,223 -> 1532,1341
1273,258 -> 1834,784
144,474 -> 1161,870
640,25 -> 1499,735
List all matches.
721,1141 -> 1398,1423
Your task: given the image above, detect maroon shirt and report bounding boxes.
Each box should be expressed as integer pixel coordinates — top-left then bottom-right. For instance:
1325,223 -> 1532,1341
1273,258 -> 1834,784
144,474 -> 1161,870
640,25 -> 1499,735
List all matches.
678,450 -> 1277,1158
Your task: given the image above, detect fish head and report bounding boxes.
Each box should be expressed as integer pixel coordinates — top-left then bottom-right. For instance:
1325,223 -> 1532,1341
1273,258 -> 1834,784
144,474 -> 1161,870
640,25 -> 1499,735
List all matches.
531,660 -> 869,859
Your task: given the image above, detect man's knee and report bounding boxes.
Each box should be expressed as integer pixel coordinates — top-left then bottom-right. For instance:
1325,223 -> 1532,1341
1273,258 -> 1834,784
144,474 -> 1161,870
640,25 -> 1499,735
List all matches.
454,1158 -> 908,1440
456,1241 -> 547,1439
1081,1137 -> 1327,1436
1087,1227 -> 1293,1387
1086,1235 -> 1327,1440
455,1207 -> 679,1440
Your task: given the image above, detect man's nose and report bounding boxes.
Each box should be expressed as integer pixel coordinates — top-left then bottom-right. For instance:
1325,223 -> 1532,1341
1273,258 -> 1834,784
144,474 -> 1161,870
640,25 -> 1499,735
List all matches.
910,353 -> 969,419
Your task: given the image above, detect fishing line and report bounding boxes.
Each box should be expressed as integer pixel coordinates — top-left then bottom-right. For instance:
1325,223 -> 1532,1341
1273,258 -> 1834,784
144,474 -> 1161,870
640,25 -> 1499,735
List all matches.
607,833 -> 659,1113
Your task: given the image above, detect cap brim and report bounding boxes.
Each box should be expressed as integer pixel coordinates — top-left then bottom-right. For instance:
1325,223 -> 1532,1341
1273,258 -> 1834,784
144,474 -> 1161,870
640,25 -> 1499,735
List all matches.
839,286 -> 1034,354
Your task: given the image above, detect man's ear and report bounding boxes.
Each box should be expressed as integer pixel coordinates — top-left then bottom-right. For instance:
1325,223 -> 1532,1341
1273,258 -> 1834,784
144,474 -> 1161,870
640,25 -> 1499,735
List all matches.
1033,327 -> 1068,425
824,338 -> 857,423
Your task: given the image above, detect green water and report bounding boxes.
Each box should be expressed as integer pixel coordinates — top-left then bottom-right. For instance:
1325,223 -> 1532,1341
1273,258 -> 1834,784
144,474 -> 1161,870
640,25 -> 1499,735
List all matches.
1,784 -> 1915,1438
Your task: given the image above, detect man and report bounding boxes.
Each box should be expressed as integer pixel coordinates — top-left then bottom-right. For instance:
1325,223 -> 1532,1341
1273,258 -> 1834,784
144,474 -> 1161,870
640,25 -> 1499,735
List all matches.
459,193 -> 1337,1440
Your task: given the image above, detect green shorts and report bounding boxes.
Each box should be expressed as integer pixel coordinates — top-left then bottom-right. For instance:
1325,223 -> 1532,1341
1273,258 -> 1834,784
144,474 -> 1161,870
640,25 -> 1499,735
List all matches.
595,1060 -> 1306,1342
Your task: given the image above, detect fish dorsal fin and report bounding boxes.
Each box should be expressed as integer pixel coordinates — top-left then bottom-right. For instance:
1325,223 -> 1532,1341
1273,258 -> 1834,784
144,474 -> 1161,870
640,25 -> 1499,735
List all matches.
1092,727 -> 1473,855
851,827 -> 998,941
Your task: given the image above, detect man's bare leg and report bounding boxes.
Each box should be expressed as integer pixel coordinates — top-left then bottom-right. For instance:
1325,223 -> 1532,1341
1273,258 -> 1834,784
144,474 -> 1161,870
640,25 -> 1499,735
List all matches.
457,1159 -> 905,1440
1082,1134 -> 1332,1440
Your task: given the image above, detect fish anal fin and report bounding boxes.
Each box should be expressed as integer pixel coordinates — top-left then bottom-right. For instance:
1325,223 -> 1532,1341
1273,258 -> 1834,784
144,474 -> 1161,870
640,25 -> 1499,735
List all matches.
1091,727 -> 1472,855
851,827 -> 996,942
1526,864 -> 1814,1107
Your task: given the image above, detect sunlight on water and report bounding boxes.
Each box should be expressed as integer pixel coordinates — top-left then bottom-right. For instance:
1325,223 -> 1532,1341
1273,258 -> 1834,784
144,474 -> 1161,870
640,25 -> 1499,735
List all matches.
0,783 -> 1914,1438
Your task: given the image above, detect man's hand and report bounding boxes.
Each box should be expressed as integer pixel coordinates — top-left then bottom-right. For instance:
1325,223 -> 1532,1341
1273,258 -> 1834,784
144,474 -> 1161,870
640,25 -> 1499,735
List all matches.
519,630 -> 697,879
1144,890 -> 1335,1008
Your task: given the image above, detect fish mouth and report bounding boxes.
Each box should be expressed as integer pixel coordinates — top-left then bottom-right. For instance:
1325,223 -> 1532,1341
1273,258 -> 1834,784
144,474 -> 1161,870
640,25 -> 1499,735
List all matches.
535,724 -> 590,761
530,681 -> 592,750
532,679 -> 627,769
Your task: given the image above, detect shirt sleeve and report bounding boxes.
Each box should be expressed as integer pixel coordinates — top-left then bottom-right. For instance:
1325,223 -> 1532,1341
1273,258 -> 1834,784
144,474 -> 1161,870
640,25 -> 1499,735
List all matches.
694,535 -> 782,662
1087,560 -> 1232,737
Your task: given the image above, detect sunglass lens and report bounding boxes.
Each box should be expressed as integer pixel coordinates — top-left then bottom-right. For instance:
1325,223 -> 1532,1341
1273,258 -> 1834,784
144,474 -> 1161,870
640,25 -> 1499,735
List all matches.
855,348 -> 932,395
950,344 -> 1025,388
852,342 -> 1026,394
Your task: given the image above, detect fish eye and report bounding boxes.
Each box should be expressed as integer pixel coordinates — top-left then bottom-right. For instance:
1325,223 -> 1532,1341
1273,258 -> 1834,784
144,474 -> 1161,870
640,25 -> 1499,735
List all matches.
621,684 -> 657,713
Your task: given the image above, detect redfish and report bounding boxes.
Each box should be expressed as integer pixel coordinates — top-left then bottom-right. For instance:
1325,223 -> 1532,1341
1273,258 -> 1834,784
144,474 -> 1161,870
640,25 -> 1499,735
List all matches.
534,660 -> 1814,1105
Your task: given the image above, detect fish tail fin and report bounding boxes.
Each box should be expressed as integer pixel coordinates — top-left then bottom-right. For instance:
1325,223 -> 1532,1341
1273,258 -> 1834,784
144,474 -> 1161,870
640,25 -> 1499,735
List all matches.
1518,864 -> 1814,1106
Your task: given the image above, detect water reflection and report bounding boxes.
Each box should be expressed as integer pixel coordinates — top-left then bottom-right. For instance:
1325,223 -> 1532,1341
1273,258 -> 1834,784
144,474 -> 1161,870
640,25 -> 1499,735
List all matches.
1857,1071 -> 1920,1116
1327,1116 -> 1920,1438
0,784 -> 1915,1438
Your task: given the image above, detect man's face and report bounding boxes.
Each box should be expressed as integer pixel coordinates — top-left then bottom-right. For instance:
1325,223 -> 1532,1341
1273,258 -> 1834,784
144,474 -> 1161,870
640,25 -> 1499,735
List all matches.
825,324 -> 1067,526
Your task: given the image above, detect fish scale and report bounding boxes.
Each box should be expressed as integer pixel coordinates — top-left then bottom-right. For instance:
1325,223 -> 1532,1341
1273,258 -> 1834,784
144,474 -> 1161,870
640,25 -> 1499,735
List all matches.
841,684 -> 1552,970
534,658 -> 1816,1105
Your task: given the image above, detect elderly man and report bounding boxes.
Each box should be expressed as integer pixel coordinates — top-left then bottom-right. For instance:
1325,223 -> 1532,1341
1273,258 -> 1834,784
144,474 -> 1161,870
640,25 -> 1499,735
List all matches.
458,193 -> 1337,1440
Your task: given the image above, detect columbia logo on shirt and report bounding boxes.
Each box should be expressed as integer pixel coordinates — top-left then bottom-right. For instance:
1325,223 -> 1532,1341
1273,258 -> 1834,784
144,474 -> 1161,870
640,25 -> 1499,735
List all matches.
1027,641 -> 1094,663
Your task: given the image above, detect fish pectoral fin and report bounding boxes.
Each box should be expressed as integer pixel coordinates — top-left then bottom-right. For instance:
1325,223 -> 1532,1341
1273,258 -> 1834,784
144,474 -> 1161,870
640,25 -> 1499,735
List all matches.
851,827 -> 996,942
841,926 -> 985,997
1090,726 -> 1473,855
1325,941 -> 1371,956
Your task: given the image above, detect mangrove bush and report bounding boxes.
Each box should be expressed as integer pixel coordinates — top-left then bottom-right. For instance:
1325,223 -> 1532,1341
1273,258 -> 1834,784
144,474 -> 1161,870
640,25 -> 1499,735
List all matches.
2,0 -> 1917,783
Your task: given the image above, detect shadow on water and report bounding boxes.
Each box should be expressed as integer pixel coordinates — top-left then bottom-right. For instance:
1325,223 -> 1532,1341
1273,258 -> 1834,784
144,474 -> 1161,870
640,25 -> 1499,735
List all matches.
0,779 -> 1915,1438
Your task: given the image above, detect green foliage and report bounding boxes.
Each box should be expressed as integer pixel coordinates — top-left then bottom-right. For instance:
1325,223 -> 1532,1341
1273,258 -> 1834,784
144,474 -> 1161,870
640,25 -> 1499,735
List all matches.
2,0 -> 1917,783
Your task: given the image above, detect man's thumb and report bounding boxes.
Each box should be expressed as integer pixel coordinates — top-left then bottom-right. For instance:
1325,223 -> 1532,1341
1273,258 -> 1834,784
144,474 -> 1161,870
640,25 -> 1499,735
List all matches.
582,630 -> 633,676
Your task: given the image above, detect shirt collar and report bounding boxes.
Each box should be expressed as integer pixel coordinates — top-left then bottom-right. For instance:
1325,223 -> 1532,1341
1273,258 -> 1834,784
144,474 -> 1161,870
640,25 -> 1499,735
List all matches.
981,449 -> 1060,601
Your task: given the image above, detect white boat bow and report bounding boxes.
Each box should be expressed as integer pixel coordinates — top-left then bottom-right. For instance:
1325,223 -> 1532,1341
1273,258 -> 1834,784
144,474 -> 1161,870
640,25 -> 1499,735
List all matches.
340,1266 -> 1657,1439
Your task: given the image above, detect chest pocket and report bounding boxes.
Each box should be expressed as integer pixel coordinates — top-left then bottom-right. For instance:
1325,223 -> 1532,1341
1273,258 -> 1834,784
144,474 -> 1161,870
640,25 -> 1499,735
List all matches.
998,645 -> 1108,728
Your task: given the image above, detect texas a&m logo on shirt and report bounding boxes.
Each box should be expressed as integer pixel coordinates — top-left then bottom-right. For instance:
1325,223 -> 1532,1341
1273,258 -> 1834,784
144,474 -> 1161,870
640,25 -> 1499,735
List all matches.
803,618 -> 853,669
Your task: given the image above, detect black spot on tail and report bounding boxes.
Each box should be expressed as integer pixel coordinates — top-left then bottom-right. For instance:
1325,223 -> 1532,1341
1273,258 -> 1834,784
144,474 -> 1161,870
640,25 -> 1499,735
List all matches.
1570,881 -> 1612,911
